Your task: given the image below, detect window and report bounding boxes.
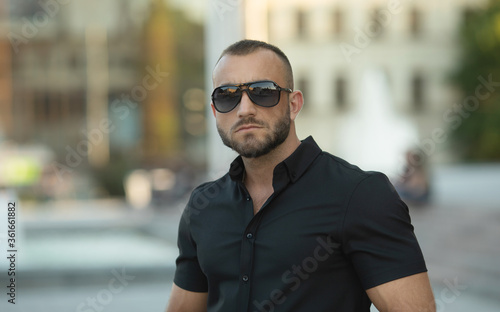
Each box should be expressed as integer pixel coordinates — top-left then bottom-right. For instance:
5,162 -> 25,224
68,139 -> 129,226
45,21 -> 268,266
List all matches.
69,91 -> 86,118
8,0 -> 40,19
297,77 -> 309,110
412,74 -> 424,111
335,77 -> 347,110
60,91 -> 70,119
34,91 -> 54,123
409,8 -> 422,37
69,54 -> 78,69
332,8 -> 344,35
297,9 -> 307,39
369,8 -> 384,38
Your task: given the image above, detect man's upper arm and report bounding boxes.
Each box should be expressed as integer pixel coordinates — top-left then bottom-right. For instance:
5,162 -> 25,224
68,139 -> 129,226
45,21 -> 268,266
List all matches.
166,283 -> 208,312
171,191 -> 209,312
366,272 -> 435,312
174,195 -> 209,292
343,173 -> 429,289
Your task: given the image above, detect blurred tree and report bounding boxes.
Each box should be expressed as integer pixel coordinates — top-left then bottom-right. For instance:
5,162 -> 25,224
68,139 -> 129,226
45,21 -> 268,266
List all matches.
452,0 -> 500,161
140,0 -> 204,163
168,7 -> 205,152
94,1 -> 205,196
142,0 -> 181,160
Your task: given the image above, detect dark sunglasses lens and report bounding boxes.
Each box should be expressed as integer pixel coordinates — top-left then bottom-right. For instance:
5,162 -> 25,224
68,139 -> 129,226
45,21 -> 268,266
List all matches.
213,86 -> 241,112
248,81 -> 280,107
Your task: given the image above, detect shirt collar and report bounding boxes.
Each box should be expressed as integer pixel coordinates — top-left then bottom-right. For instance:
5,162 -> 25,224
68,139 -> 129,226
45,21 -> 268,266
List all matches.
229,136 -> 322,185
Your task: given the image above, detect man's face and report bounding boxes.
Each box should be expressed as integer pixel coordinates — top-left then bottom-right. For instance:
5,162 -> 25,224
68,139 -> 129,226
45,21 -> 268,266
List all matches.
211,49 -> 291,158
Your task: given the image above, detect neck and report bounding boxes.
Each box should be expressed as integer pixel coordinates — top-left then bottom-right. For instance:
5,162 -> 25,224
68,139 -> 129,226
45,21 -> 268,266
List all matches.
242,133 -> 301,189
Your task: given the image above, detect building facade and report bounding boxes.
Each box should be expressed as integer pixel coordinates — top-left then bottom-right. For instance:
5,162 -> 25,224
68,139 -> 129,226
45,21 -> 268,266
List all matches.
2,0 -> 205,171
4,0 -> 142,160
244,0 -> 487,176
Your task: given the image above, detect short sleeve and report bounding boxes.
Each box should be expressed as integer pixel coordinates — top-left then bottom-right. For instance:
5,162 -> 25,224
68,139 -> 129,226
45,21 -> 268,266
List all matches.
342,173 -> 427,290
173,201 -> 209,292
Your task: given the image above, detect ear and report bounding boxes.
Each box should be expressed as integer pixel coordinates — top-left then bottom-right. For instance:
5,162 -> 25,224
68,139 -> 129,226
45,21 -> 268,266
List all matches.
211,103 -> 217,118
288,90 -> 304,121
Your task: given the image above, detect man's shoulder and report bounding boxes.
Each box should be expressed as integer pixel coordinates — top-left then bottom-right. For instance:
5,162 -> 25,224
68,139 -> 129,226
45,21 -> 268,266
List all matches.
298,137 -> 380,187
316,151 -> 379,182
312,151 -> 399,200
317,152 -> 400,205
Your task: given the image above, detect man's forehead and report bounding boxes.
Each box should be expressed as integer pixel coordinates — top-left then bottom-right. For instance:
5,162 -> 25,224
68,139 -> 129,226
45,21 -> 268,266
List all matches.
212,50 -> 285,87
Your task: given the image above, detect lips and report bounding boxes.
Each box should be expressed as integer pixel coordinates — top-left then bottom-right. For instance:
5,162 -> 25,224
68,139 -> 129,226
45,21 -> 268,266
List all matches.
232,118 -> 265,133
236,124 -> 262,132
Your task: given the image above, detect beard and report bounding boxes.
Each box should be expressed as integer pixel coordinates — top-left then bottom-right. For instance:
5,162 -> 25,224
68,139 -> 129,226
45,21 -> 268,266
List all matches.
217,106 -> 291,158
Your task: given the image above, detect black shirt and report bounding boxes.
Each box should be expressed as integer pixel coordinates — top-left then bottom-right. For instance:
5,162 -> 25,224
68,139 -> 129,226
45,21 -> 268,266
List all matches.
174,136 -> 427,311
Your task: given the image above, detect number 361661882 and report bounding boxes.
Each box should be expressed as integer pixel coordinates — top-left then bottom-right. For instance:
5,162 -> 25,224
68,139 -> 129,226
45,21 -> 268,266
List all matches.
8,202 -> 16,247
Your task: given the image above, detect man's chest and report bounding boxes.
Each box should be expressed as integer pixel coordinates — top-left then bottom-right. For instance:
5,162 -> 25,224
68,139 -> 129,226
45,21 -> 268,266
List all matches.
191,191 -> 347,283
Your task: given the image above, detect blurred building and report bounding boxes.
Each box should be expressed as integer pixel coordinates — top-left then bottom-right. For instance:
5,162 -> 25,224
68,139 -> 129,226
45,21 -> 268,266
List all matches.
242,0 -> 488,175
0,0 -> 205,199
3,0 -> 487,184
4,0 -> 143,161
0,2 -> 13,141
2,0 -> 205,167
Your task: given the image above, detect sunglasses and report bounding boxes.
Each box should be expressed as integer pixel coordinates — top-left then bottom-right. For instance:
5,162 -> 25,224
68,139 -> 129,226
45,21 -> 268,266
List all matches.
212,80 -> 292,113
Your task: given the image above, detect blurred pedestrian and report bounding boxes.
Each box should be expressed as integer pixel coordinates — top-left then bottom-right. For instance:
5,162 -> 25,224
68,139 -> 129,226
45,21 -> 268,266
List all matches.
395,149 -> 431,205
166,40 -> 435,312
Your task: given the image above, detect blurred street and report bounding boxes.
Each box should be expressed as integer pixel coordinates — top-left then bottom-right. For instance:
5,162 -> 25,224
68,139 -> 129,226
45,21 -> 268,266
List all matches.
1,164 -> 499,312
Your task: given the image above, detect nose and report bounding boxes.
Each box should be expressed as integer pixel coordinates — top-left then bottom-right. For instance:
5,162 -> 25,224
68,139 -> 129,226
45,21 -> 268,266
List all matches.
236,90 -> 257,117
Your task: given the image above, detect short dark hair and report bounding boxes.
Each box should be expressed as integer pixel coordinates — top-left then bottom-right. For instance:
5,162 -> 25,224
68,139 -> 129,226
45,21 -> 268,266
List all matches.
217,39 -> 294,89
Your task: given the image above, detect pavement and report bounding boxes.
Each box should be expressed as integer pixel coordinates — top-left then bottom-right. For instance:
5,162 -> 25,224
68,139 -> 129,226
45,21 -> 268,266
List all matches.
0,164 -> 499,311
0,197 -> 184,287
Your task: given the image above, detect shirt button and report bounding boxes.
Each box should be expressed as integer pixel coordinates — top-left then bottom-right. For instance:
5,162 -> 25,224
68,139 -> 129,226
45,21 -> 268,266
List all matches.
246,197 -> 250,201
246,233 -> 253,239
242,275 -> 249,282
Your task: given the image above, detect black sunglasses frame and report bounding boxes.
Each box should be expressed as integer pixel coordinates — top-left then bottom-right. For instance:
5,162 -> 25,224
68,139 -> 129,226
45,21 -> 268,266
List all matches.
211,80 -> 293,113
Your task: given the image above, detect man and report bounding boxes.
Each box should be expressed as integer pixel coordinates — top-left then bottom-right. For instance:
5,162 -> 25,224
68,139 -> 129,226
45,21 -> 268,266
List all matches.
166,39 -> 435,312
